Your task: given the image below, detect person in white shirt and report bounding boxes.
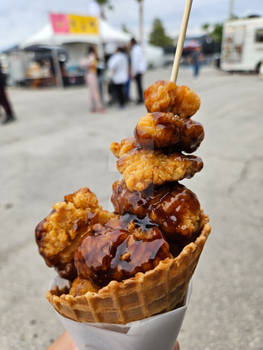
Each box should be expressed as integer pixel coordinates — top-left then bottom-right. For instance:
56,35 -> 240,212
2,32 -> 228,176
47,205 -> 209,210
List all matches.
130,38 -> 146,104
107,47 -> 128,108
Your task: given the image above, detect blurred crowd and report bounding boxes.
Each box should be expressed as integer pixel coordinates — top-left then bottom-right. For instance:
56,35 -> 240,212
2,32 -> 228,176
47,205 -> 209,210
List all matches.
0,38 -> 207,123
81,37 -> 146,113
0,38 -> 147,123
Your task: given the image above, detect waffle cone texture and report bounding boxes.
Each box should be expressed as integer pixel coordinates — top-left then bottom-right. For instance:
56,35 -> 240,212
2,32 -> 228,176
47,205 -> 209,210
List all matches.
47,213 -> 210,324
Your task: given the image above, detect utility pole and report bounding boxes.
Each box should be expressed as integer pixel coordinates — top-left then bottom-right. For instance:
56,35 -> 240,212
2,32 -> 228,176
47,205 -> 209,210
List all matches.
229,0 -> 235,19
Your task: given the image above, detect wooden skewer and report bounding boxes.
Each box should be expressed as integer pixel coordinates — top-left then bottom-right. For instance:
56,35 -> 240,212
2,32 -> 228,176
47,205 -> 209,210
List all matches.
170,0 -> 193,83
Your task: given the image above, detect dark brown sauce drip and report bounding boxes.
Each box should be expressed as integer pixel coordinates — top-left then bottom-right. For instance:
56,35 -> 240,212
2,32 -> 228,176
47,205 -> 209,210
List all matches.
134,112 -> 204,153
178,118 -> 204,153
74,216 -> 170,287
112,181 -> 201,242
135,112 -> 179,150
120,213 -> 159,230
35,218 -> 47,246
72,214 -> 96,235
50,286 -> 70,296
170,222 -> 204,256
54,261 -> 77,281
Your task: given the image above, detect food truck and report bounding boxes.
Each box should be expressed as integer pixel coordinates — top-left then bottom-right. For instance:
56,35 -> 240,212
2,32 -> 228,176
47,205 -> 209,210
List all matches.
221,17 -> 263,72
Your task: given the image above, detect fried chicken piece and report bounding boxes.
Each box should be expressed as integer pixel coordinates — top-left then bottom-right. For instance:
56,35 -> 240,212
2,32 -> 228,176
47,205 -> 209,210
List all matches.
69,277 -> 99,296
112,180 -> 202,242
135,112 -> 204,152
35,188 -> 115,280
144,80 -> 200,118
110,137 -> 138,158
111,139 -> 203,191
74,216 -> 170,287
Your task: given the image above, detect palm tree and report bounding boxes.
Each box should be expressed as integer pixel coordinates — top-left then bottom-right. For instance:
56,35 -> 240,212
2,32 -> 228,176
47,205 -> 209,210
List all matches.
136,0 -> 144,46
95,0 -> 112,19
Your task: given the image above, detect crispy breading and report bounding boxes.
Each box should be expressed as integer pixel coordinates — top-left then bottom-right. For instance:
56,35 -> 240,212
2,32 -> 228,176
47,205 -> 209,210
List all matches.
112,180 -> 202,242
135,112 -> 204,152
144,80 -> 200,118
110,137 -> 138,158
111,139 -> 203,191
35,188 -> 115,279
69,277 -> 99,296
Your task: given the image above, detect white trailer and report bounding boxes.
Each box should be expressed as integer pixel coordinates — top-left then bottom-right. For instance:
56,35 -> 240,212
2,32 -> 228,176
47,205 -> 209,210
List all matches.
221,17 -> 263,72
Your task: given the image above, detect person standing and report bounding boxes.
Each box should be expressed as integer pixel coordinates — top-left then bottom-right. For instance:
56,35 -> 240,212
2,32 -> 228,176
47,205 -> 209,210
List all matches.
81,47 -> 104,113
97,58 -> 105,106
107,47 -> 128,109
130,38 -> 146,104
191,46 -> 203,78
124,46 -> 132,103
0,64 -> 15,124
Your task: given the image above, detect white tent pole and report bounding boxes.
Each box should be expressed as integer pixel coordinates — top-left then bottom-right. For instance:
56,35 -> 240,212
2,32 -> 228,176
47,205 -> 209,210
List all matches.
98,18 -> 104,60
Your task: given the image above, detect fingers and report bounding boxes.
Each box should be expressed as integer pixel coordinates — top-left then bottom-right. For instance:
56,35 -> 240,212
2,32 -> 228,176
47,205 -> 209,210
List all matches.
47,331 -> 78,350
173,340 -> 180,350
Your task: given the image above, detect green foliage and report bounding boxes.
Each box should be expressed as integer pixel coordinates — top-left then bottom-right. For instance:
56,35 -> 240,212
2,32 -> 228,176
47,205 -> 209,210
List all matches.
201,22 -> 223,43
202,23 -> 210,32
94,0 -> 113,18
94,0 -> 113,11
121,24 -> 130,34
211,23 -> 223,43
149,18 -> 173,47
95,0 -> 110,5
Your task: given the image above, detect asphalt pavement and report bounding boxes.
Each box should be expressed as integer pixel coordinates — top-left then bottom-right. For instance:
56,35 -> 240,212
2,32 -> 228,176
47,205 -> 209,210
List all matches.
0,66 -> 262,350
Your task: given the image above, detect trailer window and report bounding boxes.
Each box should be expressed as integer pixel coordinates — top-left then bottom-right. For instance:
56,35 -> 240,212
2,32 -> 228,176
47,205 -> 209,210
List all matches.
255,29 -> 263,42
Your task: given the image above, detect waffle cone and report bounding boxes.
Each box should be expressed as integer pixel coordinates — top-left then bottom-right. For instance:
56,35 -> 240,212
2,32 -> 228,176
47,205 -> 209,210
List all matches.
47,213 -> 211,324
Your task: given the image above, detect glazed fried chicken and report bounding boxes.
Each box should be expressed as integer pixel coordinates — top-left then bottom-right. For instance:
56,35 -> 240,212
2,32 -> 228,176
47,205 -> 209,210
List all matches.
35,188 -> 114,279
111,138 -> 203,191
144,80 -> 200,118
112,180 -> 202,242
135,112 -> 204,152
69,277 -> 99,296
36,79 -> 207,295
110,137 -> 138,158
74,215 -> 170,287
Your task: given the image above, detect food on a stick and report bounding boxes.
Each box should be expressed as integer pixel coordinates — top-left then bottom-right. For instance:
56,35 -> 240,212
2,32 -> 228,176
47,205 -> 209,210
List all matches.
144,80 -> 200,118
35,79 -> 210,324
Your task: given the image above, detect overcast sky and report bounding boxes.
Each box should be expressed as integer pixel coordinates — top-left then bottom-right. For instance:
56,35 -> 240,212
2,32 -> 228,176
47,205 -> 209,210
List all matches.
0,0 -> 262,49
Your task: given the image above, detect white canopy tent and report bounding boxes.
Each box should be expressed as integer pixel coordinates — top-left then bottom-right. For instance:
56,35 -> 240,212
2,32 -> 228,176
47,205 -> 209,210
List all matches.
20,20 -> 131,48
6,17 -> 132,87
19,19 -> 131,68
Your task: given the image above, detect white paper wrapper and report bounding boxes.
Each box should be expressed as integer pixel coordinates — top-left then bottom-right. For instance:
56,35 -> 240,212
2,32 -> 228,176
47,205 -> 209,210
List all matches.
50,276 -> 192,350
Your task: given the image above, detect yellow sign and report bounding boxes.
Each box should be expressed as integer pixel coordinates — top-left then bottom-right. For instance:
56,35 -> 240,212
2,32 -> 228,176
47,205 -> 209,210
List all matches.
68,14 -> 99,35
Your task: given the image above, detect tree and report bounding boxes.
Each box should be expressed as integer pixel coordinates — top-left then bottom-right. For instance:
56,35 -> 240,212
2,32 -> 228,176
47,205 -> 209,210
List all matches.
211,23 -> 223,43
202,23 -> 210,33
121,24 -> 131,34
201,22 -> 223,43
149,18 -> 173,47
94,0 -> 113,18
